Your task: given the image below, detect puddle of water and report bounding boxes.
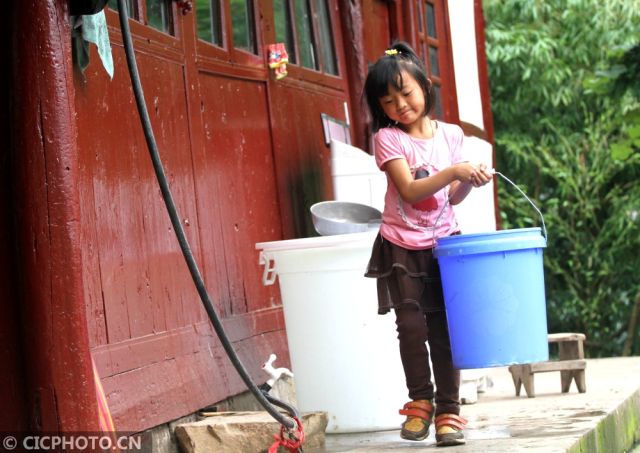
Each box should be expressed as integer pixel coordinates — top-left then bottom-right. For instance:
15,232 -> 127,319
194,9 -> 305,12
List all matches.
466,425 -> 511,440
570,410 -> 607,418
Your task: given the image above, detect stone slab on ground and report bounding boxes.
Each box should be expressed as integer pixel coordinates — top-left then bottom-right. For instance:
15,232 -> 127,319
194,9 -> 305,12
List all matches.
175,410 -> 327,453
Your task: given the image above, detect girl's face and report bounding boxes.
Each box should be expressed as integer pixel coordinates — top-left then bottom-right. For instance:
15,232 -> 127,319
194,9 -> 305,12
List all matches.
379,71 -> 426,129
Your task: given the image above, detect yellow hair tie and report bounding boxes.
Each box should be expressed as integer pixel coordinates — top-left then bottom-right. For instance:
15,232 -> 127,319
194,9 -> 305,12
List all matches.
385,49 -> 398,56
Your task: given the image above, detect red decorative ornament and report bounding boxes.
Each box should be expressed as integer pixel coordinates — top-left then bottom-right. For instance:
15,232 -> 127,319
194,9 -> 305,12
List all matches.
174,0 -> 193,15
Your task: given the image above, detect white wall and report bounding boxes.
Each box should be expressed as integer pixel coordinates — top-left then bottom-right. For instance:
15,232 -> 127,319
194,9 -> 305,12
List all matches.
448,0 -> 484,130
448,0 -> 496,233
453,136 -> 497,233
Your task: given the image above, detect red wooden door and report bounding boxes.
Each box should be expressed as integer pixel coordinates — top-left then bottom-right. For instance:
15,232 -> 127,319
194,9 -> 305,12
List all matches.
75,4 -> 286,431
75,0 -> 350,432
362,0 -> 393,66
359,0 -> 459,123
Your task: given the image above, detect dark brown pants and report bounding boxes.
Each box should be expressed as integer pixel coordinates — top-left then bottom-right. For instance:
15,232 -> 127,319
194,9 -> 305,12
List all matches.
394,307 -> 460,416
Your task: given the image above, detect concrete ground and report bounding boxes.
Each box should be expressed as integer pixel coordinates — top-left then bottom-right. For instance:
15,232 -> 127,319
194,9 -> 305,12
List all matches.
313,357 -> 640,452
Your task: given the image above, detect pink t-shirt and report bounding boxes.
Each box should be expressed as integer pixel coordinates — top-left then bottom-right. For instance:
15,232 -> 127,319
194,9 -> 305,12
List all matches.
374,121 -> 465,250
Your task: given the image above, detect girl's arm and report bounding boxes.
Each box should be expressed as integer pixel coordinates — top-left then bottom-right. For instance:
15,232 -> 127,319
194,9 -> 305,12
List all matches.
448,181 -> 473,205
384,158 -> 483,203
448,165 -> 493,205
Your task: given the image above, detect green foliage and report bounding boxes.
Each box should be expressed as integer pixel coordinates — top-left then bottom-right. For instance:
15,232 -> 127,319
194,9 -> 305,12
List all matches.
584,42 -> 640,99
609,110 -> 640,161
485,0 -> 640,356
584,42 -> 640,160
486,0 -> 639,142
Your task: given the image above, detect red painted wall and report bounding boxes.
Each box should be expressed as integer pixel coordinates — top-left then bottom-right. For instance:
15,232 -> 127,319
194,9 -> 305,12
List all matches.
11,0 -> 99,432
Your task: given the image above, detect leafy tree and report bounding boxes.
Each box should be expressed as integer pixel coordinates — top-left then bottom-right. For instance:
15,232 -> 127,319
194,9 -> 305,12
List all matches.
585,41 -> 640,160
484,0 -> 640,356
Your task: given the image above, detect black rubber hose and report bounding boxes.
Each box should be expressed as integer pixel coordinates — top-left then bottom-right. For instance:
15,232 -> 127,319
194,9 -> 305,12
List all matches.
115,0 -> 296,430
264,392 -> 301,420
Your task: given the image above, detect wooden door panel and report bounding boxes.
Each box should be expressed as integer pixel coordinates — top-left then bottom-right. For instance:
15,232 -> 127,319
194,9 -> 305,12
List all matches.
74,0 -> 349,431
76,46 -> 203,344
362,0 -> 392,65
268,81 -> 348,238
96,320 -> 287,432
76,12 -> 288,430
197,74 -> 283,315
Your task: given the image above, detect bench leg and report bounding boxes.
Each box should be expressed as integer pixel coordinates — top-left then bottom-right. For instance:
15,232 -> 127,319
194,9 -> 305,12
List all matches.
509,365 -> 535,397
560,369 -> 587,393
520,365 -> 535,398
509,366 -> 523,396
561,370 -> 572,393
575,369 -> 586,393
559,339 -> 586,394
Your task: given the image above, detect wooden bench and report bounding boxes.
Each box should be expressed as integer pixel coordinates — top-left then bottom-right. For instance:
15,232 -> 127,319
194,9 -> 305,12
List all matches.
508,333 -> 586,398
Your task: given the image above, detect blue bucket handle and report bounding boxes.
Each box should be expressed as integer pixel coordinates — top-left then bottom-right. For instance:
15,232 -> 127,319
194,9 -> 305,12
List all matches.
432,170 -> 547,243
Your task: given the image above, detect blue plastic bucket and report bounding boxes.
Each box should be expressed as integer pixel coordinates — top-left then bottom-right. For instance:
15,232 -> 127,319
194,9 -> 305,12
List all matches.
433,227 -> 548,369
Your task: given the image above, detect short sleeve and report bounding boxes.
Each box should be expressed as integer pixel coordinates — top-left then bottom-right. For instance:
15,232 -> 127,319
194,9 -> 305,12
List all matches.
374,128 -> 405,169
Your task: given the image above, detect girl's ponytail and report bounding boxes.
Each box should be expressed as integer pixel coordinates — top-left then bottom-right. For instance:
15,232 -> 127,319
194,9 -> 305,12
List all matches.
364,41 -> 435,132
389,42 -> 425,72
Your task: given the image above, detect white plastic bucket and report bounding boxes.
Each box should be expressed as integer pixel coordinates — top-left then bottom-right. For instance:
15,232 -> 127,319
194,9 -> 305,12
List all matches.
257,231 -> 406,433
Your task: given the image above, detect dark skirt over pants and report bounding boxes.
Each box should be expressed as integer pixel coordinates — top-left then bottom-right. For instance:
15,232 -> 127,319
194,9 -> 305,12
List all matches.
365,233 -> 460,416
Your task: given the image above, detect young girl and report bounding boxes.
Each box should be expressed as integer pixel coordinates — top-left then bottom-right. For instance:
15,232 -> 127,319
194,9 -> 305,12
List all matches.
363,41 -> 492,447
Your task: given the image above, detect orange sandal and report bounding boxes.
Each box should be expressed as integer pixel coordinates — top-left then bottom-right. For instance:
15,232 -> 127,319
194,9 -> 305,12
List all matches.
399,400 -> 434,441
435,413 -> 467,447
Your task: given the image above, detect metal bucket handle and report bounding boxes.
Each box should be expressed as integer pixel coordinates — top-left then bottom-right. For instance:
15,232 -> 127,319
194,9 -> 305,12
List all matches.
432,170 -> 547,244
